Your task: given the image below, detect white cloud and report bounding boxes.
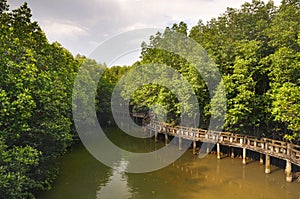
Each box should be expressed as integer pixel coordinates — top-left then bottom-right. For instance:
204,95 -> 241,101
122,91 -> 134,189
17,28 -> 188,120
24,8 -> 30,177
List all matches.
121,23 -> 157,32
40,20 -> 89,41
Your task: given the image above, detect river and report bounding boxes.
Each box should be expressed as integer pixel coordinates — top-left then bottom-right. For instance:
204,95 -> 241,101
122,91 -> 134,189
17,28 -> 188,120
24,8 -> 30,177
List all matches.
39,128 -> 300,199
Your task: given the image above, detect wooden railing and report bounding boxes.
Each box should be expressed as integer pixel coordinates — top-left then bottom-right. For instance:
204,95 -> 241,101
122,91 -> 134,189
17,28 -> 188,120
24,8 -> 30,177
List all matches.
146,121 -> 300,167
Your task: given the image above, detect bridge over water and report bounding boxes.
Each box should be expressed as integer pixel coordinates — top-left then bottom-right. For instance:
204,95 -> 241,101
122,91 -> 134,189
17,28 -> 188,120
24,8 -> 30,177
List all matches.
141,120 -> 300,183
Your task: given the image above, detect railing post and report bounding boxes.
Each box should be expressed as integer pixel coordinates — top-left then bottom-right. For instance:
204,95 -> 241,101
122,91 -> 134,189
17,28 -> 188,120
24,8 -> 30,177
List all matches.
287,143 -> 291,157
214,134 -> 218,141
205,133 -> 209,140
270,141 -> 274,152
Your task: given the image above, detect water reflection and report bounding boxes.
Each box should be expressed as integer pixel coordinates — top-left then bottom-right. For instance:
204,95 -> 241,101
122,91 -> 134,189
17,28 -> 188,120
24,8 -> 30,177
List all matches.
40,128 -> 300,199
97,159 -> 132,199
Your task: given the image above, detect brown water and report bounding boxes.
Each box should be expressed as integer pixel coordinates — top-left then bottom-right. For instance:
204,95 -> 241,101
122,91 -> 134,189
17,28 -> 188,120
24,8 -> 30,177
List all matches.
39,128 -> 300,199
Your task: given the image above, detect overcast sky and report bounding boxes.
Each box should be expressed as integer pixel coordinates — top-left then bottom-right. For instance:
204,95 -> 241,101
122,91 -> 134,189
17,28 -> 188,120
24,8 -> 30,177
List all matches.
9,0 -> 281,66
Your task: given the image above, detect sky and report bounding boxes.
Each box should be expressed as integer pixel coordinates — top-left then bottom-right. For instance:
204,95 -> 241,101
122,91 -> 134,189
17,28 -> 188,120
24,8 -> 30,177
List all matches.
9,0 -> 281,66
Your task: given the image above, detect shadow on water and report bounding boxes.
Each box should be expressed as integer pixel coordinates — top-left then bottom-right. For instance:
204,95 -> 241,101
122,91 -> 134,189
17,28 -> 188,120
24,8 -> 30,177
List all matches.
39,142 -> 113,199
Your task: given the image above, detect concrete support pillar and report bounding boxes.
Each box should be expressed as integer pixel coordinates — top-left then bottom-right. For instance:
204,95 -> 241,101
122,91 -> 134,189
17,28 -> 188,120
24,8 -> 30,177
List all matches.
260,153 -> 264,165
231,147 -> 235,158
242,148 -> 246,165
217,143 -> 221,159
179,136 -> 182,151
265,154 -> 271,174
165,133 -> 168,145
150,124 -> 153,137
193,139 -> 197,155
285,160 -> 292,182
206,144 -> 210,154
154,129 -> 158,143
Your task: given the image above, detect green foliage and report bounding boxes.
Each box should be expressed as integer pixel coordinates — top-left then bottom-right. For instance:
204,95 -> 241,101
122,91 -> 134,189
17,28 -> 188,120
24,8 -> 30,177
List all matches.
0,1 -> 79,197
0,139 -> 40,199
271,83 -> 300,135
